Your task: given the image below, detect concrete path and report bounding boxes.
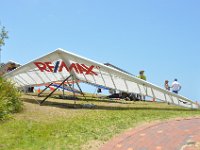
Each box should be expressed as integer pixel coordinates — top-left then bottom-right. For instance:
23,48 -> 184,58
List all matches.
100,117 -> 200,150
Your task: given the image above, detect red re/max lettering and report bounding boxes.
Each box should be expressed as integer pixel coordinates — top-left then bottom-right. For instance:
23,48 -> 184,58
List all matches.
33,61 -> 98,76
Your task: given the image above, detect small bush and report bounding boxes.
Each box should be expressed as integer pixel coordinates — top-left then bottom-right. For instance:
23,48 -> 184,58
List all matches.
0,77 -> 23,120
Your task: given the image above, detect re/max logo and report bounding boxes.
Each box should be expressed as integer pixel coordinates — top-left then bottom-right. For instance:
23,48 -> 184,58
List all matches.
34,61 -> 98,76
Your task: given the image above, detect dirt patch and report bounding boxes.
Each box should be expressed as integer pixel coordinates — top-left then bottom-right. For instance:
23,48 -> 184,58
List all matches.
81,140 -> 104,150
181,141 -> 200,150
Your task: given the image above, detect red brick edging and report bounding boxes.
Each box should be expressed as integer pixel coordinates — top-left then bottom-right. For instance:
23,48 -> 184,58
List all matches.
100,117 -> 200,150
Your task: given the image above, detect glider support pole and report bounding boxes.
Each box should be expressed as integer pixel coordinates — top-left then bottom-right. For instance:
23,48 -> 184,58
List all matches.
62,83 -> 65,99
40,75 -> 72,105
66,79 -> 76,98
38,82 -> 53,97
75,79 -> 86,100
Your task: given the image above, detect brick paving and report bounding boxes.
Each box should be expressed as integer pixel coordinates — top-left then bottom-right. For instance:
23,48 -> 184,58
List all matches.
100,118 -> 200,150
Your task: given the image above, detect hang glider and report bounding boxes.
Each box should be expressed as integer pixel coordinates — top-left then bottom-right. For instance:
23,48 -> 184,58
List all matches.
3,48 -> 199,109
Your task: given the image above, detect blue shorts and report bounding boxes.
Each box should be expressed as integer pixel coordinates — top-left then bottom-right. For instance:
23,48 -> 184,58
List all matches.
172,91 -> 178,94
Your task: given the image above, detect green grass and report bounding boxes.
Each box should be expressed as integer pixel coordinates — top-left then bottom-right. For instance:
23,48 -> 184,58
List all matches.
0,94 -> 200,150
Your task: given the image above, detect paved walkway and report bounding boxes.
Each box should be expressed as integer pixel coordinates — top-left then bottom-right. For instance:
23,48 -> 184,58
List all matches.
100,117 -> 200,150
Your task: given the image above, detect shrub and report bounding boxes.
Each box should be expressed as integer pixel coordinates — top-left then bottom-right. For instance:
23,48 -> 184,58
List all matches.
0,77 -> 22,120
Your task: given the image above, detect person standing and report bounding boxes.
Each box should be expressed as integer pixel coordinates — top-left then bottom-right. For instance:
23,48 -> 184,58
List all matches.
171,79 -> 181,94
137,70 -> 147,100
164,80 -> 170,91
138,70 -> 147,81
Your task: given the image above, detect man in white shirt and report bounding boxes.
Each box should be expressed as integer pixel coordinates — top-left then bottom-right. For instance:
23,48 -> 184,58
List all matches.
171,79 -> 181,94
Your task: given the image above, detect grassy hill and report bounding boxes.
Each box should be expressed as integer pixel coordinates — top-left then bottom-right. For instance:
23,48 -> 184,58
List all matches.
0,94 -> 200,150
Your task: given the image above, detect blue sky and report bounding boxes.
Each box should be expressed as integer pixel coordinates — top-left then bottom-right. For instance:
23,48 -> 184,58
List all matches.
0,0 -> 200,101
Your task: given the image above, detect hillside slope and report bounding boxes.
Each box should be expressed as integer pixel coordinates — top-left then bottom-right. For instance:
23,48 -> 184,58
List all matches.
0,95 -> 200,150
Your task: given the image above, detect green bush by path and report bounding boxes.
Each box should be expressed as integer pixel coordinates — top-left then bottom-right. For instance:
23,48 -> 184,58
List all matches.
0,77 -> 22,120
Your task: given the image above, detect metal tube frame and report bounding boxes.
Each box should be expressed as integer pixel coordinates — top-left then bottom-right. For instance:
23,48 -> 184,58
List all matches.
40,75 -> 72,105
38,82 -> 53,97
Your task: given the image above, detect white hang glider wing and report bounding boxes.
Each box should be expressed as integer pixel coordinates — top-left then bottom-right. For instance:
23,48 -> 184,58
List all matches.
3,48 -> 199,109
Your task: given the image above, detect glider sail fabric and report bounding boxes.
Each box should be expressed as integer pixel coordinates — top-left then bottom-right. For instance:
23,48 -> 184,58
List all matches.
3,48 -> 199,109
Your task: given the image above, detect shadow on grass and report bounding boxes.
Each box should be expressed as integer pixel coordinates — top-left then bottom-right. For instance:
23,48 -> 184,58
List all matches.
21,97 -> 199,112
26,93 -> 125,104
53,96 -> 126,104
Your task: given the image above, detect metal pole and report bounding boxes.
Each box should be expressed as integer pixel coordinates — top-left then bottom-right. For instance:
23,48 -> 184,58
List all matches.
62,82 -> 65,99
40,75 -> 72,105
75,80 -> 86,100
38,83 -> 53,97
66,80 -> 76,98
